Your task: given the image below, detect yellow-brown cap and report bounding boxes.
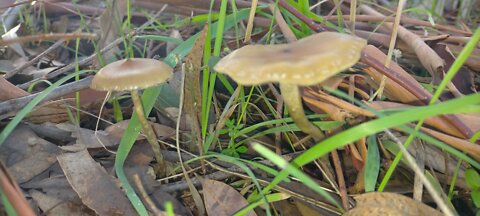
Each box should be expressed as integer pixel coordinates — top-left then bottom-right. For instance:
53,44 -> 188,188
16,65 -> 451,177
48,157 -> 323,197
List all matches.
214,32 -> 367,86
91,58 -> 173,91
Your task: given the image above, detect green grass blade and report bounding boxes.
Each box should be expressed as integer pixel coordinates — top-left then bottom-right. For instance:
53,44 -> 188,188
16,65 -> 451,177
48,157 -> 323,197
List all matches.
0,188 -> 17,216
234,193 -> 288,216
252,143 -> 344,211
364,135 -> 380,192
134,35 -> 184,44
259,93 -> 480,198
378,27 -> 480,191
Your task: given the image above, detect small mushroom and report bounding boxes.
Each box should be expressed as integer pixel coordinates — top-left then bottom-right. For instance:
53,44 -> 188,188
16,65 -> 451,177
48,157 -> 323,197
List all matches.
91,58 -> 173,173
214,32 -> 366,140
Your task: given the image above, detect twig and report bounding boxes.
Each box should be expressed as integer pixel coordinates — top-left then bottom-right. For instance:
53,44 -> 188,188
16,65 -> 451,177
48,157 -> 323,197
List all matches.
18,6 -> 168,89
0,32 -> 96,46
0,76 -> 93,117
132,174 -> 162,215
5,40 -> 65,79
176,64 -> 206,216
330,149 -> 349,210
277,0 -> 327,32
324,15 -> 472,35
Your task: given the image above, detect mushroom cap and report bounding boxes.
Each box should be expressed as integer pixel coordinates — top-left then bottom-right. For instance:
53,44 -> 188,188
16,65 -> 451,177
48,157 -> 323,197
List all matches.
214,32 -> 367,86
91,58 -> 173,91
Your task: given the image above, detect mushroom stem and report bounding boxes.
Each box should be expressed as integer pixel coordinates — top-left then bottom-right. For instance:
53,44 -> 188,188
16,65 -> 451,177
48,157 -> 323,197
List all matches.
279,83 -> 325,141
130,90 -> 165,168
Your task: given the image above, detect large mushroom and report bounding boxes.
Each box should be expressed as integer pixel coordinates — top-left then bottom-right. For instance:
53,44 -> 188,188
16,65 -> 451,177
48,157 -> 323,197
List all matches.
91,58 -> 173,172
214,32 -> 366,140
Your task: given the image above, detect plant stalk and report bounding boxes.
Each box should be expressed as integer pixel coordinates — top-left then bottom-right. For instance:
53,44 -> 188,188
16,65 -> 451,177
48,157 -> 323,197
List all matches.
130,90 -> 165,172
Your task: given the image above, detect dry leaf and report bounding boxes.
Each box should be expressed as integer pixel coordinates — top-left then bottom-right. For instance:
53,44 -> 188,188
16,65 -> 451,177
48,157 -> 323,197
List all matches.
202,179 -> 257,216
345,192 -> 443,216
0,124 -> 60,183
57,150 -> 137,215
0,76 -> 29,101
104,120 -> 175,144
26,99 -> 75,124
30,189 -> 95,216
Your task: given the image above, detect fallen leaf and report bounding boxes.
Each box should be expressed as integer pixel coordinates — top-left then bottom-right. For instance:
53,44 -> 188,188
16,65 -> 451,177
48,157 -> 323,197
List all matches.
345,192 -> 443,216
57,150 -> 137,215
26,99 -> 75,124
30,189 -> 95,216
202,179 -> 257,216
56,122 -> 117,150
0,76 -> 29,101
0,124 -> 60,183
105,120 -> 175,144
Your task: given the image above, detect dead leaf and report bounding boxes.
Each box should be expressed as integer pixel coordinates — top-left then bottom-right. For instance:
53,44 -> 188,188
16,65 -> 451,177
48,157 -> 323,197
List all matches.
26,99 -> 75,124
0,124 -> 60,183
202,179 -> 257,216
361,45 -> 430,104
0,76 -> 29,101
56,123 -> 117,150
30,189 -> 95,216
432,43 -> 474,95
105,120 -> 175,144
368,101 -> 478,139
57,150 -> 137,216
345,192 -> 443,216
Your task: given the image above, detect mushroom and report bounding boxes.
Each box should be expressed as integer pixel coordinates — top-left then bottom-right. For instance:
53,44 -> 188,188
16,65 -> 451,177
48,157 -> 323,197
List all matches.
91,58 -> 173,172
214,32 -> 366,140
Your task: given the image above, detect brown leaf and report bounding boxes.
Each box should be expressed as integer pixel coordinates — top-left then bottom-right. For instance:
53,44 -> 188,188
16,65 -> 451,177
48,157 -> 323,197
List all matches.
57,150 -> 137,216
432,43 -> 474,95
30,189 -> 95,216
56,123 -> 117,150
345,192 -> 443,216
202,179 -> 257,216
0,76 -> 29,101
361,45 -> 429,104
104,120 -> 175,144
26,99 -> 75,124
368,101 -> 476,138
359,5 -> 445,81
311,89 -> 374,116
417,126 -> 480,161
0,124 -> 60,183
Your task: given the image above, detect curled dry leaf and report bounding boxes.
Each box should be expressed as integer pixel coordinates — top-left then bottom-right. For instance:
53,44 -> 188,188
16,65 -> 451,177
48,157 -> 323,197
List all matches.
368,101 -> 479,140
345,192 -> 443,216
303,96 -> 353,122
305,89 -> 374,117
57,150 -> 137,215
361,45 -> 430,104
202,179 -> 257,216
359,5 -> 445,81
418,126 -> 480,161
